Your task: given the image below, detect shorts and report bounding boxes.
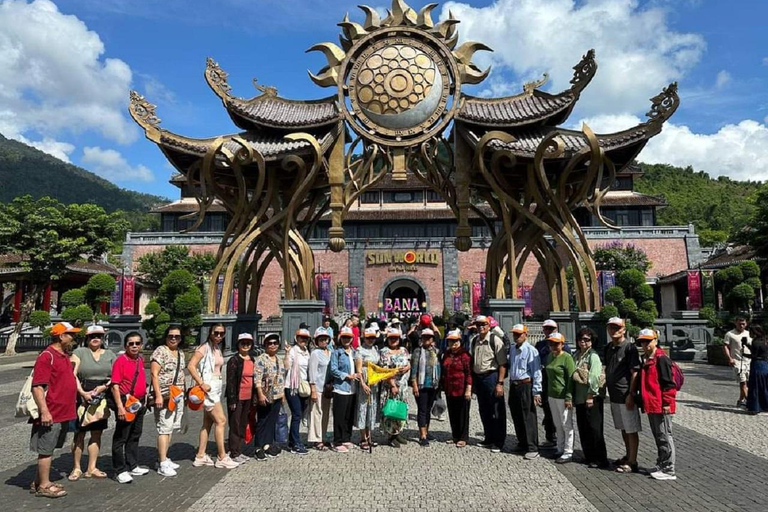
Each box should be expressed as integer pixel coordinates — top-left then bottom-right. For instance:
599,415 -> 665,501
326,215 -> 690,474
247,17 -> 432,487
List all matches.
610,402 -> 642,434
29,422 -> 68,456
204,378 -> 223,411
734,366 -> 750,384
154,404 -> 184,435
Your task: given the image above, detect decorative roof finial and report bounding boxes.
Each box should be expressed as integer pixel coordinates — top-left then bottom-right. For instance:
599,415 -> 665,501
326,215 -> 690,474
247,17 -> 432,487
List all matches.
569,49 -> 597,94
128,91 -> 161,130
645,82 -> 679,124
205,57 -> 232,98
523,73 -> 550,95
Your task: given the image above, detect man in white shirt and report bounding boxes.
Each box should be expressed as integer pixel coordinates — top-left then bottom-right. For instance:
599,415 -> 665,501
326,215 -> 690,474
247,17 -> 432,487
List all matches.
723,316 -> 751,408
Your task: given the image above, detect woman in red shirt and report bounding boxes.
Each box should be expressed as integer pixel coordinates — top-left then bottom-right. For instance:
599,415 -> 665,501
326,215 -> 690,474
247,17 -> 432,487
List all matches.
440,329 -> 472,447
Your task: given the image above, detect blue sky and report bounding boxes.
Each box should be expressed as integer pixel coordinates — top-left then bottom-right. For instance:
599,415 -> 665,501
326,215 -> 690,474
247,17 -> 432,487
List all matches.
1,0 -> 767,200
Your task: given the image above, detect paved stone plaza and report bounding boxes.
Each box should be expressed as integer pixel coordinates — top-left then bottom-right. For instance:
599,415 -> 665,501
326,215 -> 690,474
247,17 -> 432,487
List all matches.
1,355 -> 766,512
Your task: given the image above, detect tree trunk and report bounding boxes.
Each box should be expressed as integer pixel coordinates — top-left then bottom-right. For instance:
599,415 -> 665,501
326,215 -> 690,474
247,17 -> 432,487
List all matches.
4,282 -> 43,356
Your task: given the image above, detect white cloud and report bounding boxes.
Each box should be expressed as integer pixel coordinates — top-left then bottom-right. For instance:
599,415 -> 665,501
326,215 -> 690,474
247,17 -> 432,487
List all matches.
0,0 -> 136,144
441,0 -> 706,116
27,137 -> 75,163
578,114 -> 768,181
762,57 -> 768,66
81,146 -> 155,182
714,70 -> 731,89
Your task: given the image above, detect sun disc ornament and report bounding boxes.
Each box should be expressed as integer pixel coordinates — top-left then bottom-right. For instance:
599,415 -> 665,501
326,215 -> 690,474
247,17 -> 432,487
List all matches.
307,0 -> 491,147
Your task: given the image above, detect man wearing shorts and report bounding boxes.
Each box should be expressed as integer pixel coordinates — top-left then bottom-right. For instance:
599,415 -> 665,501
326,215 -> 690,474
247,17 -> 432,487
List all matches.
604,317 -> 641,473
723,316 -> 751,408
30,322 -> 79,498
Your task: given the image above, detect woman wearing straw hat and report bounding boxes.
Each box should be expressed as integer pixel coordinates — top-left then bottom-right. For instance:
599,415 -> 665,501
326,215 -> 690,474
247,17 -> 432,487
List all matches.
441,329 -> 472,447
69,324 -> 116,481
545,332 -> 576,464
150,325 -> 186,477
308,327 -> 333,451
284,328 -> 312,455
225,333 -> 256,464
379,327 -> 411,448
354,327 -> 381,450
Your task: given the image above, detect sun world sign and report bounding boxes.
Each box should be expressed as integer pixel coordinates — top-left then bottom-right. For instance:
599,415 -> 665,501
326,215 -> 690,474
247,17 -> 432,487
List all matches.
366,249 -> 440,272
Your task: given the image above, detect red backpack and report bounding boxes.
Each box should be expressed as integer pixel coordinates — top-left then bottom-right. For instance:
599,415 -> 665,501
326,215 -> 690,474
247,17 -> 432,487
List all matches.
670,360 -> 684,391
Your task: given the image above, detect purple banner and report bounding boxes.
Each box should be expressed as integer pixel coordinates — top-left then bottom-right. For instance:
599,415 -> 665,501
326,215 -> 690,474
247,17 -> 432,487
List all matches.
480,272 -> 486,298
350,286 -> 359,311
472,282 -> 482,316
110,276 -> 123,315
344,287 -> 353,311
522,285 -> 533,317
596,271 -> 604,307
601,271 -> 615,305
452,287 -> 461,312
318,274 -> 332,313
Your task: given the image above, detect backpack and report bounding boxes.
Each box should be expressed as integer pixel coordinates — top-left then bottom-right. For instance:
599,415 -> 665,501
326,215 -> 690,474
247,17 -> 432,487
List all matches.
671,361 -> 684,391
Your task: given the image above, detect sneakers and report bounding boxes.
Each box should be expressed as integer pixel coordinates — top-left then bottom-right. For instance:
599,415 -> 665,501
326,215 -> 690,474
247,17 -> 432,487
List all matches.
333,444 -> 349,453
266,445 -> 281,458
290,445 -> 309,456
166,459 -> 180,470
490,447 -> 502,454
116,471 -> 133,484
193,454 -> 214,467
645,465 -> 662,475
419,438 -> 430,447
556,455 -> 572,464
388,436 -> 400,448
130,466 -> 150,476
651,469 -> 677,481
214,456 -> 240,469
232,454 -> 251,464
737,399 -> 747,408
254,449 -> 267,461
157,460 -> 177,477
478,440 -> 493,448
524,451 -> 540,460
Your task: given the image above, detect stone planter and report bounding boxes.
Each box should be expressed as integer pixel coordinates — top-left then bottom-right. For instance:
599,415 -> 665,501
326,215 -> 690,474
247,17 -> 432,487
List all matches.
706,345 -> 730,366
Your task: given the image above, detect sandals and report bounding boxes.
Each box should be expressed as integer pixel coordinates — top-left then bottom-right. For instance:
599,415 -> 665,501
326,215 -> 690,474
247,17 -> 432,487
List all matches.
67,469 -> 83,481
36,483 -> 67,499
615,462 -> 639,473
359,441 -> 371,450
613,456 -> 628,466
314,443 -> 327,451
84,468 -> 107,479
456,441 -> 467,448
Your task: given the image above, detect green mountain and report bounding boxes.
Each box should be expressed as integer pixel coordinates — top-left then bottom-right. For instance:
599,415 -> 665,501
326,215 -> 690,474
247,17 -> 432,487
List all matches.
0,133 -> 168,215
635,163 -> 759,246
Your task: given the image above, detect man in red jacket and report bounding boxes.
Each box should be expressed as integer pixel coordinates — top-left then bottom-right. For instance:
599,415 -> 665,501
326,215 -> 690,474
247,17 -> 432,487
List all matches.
638,329 -> 677,481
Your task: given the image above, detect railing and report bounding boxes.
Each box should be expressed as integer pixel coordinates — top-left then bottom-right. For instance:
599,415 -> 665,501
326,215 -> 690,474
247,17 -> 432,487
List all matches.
0,327 -> 48,352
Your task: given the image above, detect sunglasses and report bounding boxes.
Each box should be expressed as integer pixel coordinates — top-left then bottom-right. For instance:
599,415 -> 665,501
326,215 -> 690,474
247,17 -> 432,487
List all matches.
126,341 -> 142,347
475,323 -> 488,327
297,337 -> 309,341
639,339 -> 653,344
167,334 -> 182,340
213,331 -> 225,337
578,337 -> 591,342
87,334 -> 103,340
265,341 -> 279,346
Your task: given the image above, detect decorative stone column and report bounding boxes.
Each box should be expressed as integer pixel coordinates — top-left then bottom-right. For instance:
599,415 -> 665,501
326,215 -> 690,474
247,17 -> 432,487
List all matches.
484,299 -> 526,333
280,300 -> 326,350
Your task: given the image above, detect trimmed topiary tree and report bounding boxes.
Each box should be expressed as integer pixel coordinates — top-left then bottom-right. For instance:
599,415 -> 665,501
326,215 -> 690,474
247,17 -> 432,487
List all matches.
142,269 -> 202,346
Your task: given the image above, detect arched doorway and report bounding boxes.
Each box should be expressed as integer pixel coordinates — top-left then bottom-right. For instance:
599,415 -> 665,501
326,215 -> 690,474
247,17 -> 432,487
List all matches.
381,277 -> 428,317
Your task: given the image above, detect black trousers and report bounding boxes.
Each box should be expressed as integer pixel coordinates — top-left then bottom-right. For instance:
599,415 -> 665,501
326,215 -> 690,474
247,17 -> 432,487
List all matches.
228,398 -> 252,458
255,400 -> 281,449
474,372 -> 506,449
540,375 -> 556,441
446,395 -> 470,442
508,381 -> 539,452
415,387 -> 437,428
575,398 -> 608,465
332,393 -> 355,444
112,407 -> 146,475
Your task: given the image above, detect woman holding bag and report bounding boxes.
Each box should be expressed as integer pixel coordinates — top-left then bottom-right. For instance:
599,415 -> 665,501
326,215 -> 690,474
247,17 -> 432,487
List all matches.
111,332 -> 149,484
254,333 -> 286,461
284,328 -> 312,455
573,328 -> 608,468
188,323 -> 238,469
380,327 -> 411,448
69,324 -> 116,481
150,326 -> 186,477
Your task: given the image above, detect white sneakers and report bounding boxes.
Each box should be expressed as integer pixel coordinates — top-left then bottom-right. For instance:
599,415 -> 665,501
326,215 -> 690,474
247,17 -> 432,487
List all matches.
214,456 -> 240,469
116,471 -> 133,484
130,466 -> 150,476
158,460 -> 177,477
193,454 -> 215,467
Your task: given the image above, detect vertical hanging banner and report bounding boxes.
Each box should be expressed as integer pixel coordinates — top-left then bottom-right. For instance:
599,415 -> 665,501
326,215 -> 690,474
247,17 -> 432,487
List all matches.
121,277 -> 135,315
462,281 -> 471,311
687,270 -> 702,310
110,276 -> 123,315
318,274 -> 332,314
701,270 -> 715,308
231,289 -> 239,314
452,287 -> 461,312
344,287 -> 353,311
596,271 -> 604,307
350,286 -> 359,312
472,282 -> 482,316
480,272 -> 486,298
602,271 -> 615,300
215,276 -> 224,310
522,285 -> 533,317
336,284 -> 345,313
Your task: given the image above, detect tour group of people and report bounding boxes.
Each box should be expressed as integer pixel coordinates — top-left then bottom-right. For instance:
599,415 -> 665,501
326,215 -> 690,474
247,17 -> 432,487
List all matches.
28,312 -> 768,497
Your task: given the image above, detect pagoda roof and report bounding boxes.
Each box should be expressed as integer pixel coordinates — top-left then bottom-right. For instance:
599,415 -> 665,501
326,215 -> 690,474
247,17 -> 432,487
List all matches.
151,198 -> 227,214
205,58 -> 340,131
592,192 -> 666,208
455,50 -> 597,128
0,254 -> 120,280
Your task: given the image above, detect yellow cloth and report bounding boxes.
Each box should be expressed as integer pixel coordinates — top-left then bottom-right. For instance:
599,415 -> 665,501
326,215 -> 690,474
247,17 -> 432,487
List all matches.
366,361 -> 400,386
